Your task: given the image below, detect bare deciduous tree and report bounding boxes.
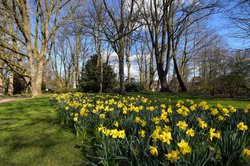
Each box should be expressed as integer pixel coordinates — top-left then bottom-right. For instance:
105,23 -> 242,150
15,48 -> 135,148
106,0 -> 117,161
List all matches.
97,0 -> 141,94
0,0 -> 81,96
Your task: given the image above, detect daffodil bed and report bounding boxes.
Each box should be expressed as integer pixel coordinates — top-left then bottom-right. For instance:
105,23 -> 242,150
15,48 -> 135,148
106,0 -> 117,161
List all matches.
50,93 -> 250,165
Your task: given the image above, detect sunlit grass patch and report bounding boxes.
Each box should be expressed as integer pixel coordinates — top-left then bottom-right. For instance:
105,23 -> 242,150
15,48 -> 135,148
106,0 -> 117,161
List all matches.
0,97 -> 86,166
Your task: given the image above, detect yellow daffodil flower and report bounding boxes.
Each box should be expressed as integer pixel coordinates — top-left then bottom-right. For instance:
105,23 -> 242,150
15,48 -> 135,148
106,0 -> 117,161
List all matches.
149,146 -> 158,156
178,139 -> 191,155
237,122 -> 248,131
209,128 -> 221,141
166,150 -> 180,163
138,130 -> 146,138
186,128 -> 195,137
176,120 -> 188,130
242,148 -> 250,158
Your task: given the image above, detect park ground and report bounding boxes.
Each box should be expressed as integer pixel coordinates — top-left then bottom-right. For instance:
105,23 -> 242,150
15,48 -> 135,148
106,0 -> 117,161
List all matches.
0,93 -> 249,165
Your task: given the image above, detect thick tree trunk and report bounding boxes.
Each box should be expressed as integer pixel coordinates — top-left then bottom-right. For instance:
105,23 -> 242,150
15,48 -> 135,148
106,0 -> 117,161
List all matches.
8,70 -> 14,96
31,79 -> 42,97
98,60 -> 103,93
157,63 -> 171,92
31,75 -> 43,97
118,44 -> 125,95
126,42 -> 131,83
144,55 -> 148,86
0,60 -> 4,95
158,70 -> 168,91
173,54 -> 187,92
157,79 -> 160,91
97,30 -> 103,93
149,49 -> 154,91
139,69 -> 143,84
75,35 -> 81,88
30,60 -> 43,97
127,59 -> 131,83
97,53 -> 103,93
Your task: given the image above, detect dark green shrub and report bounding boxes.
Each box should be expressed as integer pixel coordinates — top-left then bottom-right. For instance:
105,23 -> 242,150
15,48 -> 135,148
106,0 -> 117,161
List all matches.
78,54 -> 117,92
125,82 -> 144,92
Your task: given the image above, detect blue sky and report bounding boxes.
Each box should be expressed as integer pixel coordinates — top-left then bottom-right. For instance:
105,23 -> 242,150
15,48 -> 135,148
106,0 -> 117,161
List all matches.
209,10 -> 250,50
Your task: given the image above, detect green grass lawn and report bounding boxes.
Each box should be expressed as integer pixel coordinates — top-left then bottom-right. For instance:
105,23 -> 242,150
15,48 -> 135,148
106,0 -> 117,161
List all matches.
125,92 -> 250,108
0,97 -> 86,166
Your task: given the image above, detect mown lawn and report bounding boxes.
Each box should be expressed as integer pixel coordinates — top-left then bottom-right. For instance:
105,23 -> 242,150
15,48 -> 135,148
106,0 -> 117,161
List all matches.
126,92 -> 250,108
0,97 -> 86,166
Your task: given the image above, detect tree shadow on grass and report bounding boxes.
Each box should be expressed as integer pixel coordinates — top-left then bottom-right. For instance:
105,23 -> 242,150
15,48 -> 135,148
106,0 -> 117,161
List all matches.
0,98 -> 85,165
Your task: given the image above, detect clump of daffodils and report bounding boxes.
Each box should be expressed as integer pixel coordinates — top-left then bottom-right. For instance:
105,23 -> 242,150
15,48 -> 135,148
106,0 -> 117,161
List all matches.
51,93 -> 250,165
98,125 -> 126,139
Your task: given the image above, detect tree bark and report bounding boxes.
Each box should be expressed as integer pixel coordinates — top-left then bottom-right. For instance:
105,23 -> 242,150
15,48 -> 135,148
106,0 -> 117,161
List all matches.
139,69 -> 143,84
126,54 -> 131,83
149,48 -> 154,91
126,38 -> 131,83
173,53 -> 187,92
118,41 -> 125,95
96,25 -> 103,93
0,60 -> 4,95
144,55 -> 148,86
157,64 -> 170,92
135,49 -> 144,84
30,59 -> 43,97
75,35 -> 81,88
8,69 -> 14,96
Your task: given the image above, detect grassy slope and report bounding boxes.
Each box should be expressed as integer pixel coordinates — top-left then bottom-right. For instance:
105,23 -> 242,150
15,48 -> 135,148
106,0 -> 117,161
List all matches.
0,97 -> 85,166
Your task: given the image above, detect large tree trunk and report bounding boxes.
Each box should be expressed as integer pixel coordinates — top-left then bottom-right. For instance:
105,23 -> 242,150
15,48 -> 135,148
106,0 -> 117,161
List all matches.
118,0 -> 125,95
98,56 -> 103,93
126,56 -> 131,83
157,64 -> 170,92
8,70 -> 14,96
139,69 -> 143,84
118,42 -> 125,95
173,54 -> 187,92
180,27 -> 189,81
30,59 -> 44,97
126,40 -> 131,83
149,49 -> 154,91
31,75 -> 43,97
0,60 -> 4,95
97,29 -> 103,93
144,55 -> 148,86
75,35 -> 81,88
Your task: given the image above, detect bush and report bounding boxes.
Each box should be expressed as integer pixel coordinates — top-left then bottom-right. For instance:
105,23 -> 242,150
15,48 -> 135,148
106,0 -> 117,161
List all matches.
125,82 -> 144,92
50,93 -> 250,165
